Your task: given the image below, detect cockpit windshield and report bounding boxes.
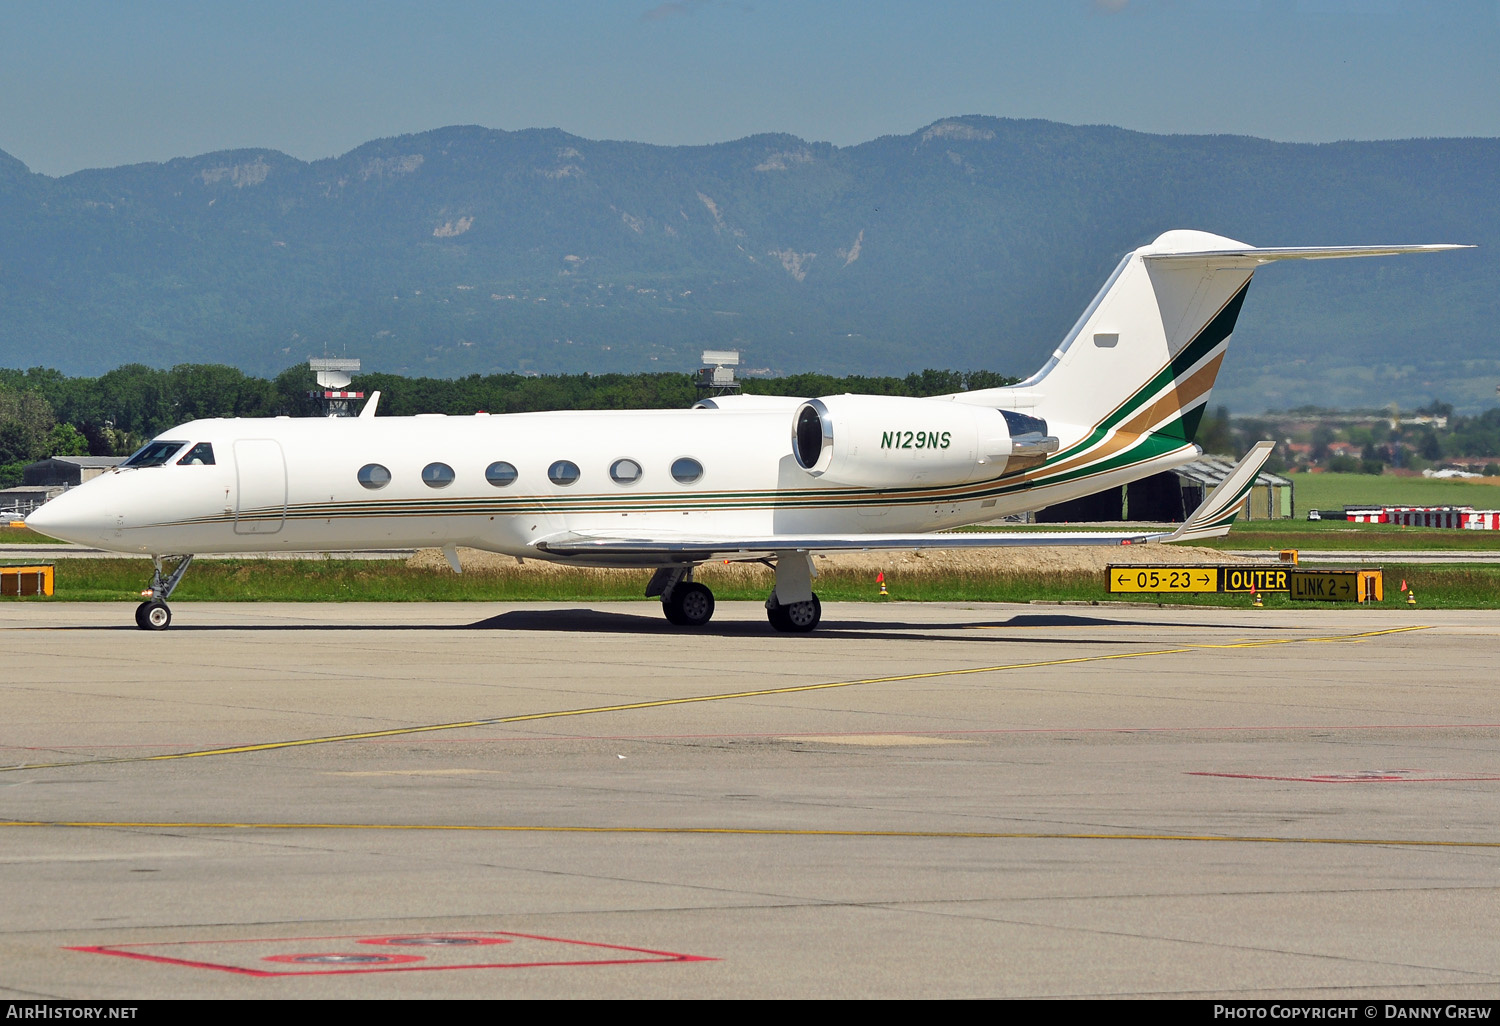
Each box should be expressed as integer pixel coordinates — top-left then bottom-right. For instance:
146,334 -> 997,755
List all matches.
176,442 -> 215,465
121,440 -> 188,468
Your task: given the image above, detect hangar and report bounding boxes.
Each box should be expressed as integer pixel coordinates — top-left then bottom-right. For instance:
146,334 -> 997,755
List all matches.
1035,455 -> 1293,524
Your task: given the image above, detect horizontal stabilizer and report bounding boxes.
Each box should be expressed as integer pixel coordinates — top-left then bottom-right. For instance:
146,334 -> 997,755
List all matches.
1144,243 -> 1472,267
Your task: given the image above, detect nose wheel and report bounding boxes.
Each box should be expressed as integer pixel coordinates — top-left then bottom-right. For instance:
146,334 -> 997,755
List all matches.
135,599 -> 172,631
134,554 -> 193,631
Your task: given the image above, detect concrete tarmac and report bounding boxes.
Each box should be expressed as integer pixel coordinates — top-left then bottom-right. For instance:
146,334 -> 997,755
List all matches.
2,600 -> 1499,999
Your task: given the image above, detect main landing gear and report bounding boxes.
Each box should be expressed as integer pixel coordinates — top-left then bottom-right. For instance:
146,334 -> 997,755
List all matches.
764,550 -> 821,633
134,555 -> 193,631
766,594 -> 821,633
665,581 -> 715,627
648,567 -> 716,627
645,555 -> 824,633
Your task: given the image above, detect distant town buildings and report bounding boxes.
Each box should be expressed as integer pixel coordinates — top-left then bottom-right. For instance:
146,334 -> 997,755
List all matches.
1345,505 -> 1500,531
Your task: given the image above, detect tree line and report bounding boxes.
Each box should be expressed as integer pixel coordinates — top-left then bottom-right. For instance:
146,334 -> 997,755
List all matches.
0,364 -> 1019,487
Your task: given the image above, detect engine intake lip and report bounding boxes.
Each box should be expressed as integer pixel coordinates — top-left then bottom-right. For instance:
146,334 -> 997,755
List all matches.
793,399 -> 832,473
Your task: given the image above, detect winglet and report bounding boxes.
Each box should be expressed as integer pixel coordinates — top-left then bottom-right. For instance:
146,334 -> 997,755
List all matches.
1160,441 -> 1276,543
360,390 -> 381,419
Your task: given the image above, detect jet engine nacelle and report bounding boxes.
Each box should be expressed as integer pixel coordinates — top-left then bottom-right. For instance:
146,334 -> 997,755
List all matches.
791,394 -> 1057,488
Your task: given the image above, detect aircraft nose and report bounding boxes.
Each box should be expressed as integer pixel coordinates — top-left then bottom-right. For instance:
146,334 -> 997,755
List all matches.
24,502 -> 58,534
25,488 -> 105,545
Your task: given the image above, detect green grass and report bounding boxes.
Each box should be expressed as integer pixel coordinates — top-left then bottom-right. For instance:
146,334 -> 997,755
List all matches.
1288,472 -> 1500,511
10,557 -> 1498,609
0,525 -> 61,544
964,516 -> 1500,552
1199,519 -> 1500,551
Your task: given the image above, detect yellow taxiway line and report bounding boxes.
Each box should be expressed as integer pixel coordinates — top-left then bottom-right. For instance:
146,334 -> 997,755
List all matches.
2,625 -> 1431,773
0,819 -> 1490,850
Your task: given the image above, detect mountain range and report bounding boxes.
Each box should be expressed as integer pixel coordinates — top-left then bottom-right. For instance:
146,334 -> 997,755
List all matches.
1,117 -> 1495,412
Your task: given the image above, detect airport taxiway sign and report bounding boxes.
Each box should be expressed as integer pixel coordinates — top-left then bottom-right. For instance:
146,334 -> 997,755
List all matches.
1108,567 -> 1219,593
1219,567 -> 1290,593
1289,569 -> 1359,602
1107,566 -> 1293,594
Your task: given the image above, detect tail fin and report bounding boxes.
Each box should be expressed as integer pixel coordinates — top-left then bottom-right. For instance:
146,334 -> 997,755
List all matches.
952,231 -> 1468,452
1019,230 -> 1257,442
1160,440 -> 1275,543
937,231 -> 1465,513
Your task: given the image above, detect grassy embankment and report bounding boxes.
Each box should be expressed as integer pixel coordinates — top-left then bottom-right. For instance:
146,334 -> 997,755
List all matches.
5,555 -> 1494,609
1287,472 -> 1500,511
1202,474 -> 1500,553
974,518 -> 1500,552
0,525 -> 58,543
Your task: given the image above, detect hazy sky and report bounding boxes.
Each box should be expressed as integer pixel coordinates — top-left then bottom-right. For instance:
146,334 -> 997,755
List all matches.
3,0 -> 1497,177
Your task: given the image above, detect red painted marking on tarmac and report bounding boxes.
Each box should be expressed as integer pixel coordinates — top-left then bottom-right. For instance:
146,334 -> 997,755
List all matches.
67,930 -> 715,976
1188,770 -> 1500,783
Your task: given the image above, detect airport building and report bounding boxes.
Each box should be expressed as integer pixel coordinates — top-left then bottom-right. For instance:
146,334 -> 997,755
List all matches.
23,456 -> 125,488
1,456 -> 126,515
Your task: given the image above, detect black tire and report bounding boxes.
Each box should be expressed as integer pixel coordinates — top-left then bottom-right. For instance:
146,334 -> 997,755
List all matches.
137,599 -> 171,631
786,594 -> 821,632
767,604 -> 794,632
666,582 -> 714,627
662,597 -> 687,625
767,594 -> 821,633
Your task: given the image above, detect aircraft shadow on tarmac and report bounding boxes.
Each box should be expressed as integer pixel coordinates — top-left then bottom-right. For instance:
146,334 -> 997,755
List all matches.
456,607 -> 1283,641
55,608 -> 1290,642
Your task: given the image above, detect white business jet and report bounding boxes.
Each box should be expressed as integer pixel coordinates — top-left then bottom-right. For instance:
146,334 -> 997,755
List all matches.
28,230 -> 1466,631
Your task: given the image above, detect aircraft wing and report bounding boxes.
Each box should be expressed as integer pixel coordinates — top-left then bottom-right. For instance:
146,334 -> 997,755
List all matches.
535,443 -> 1277,562
534,527 -> 1162,561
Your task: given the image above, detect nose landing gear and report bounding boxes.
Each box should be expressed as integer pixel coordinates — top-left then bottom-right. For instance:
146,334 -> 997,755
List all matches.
135,555 -> 194,631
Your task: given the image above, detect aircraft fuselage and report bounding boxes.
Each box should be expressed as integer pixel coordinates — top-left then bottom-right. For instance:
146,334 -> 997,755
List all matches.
36,407 -> 1070,564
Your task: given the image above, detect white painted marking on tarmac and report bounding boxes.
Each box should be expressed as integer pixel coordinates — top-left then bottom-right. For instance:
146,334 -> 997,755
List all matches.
324,769 -> 499,777
778,734 -> 971,746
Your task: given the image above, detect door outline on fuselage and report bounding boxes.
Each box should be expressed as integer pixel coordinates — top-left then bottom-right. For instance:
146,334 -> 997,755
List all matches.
234,438 -> 287,535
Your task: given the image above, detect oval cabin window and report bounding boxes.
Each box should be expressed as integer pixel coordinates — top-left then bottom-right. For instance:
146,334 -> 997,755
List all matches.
548,460 -> 581,486
422,462 -> 456,488
357,464 -> 391,490
610,459 -> 643,484
485,461 -> 518,487
671,457 -> 703,484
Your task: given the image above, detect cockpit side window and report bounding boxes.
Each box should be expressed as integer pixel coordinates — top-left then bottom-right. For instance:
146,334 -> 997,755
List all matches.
122,440 -> 188,468
176,442 -> 216,466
